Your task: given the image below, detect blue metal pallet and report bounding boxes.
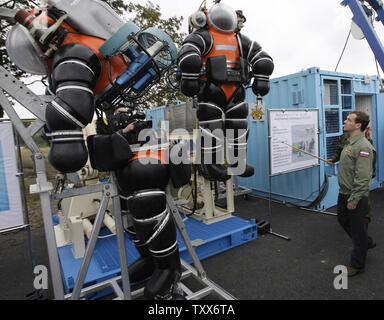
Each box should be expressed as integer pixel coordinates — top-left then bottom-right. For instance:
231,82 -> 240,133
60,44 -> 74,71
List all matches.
55,215 -> 257,297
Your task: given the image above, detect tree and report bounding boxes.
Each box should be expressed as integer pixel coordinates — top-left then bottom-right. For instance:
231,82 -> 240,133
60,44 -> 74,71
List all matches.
0,0 -> 186,112
0,0 -> 38,117
124,1 -> 187,108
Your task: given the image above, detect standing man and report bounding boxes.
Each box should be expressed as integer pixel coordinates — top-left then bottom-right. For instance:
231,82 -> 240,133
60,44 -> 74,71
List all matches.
327,129 -> 376,242
337,111 -> 375,276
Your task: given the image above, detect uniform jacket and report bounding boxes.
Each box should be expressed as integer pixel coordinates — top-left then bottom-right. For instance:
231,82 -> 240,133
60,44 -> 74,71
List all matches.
338,132 -> 375,206
331,131 -> 376,178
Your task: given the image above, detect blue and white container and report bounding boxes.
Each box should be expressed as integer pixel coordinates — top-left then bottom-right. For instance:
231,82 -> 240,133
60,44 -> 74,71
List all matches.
240,67 -> 383,210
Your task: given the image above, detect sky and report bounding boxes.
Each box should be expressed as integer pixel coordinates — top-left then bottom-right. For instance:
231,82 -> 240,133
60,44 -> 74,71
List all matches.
4,0 -> 384,118
140,0 -> 384,78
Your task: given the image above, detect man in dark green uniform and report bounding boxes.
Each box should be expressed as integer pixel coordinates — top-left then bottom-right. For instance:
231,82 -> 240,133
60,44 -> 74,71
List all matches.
334,111 -> 375,276
327,130 -> 376,224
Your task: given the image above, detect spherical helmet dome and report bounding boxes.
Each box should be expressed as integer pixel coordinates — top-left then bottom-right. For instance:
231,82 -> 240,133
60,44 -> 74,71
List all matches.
6,24 -> 49,75
207,3 -> 237,33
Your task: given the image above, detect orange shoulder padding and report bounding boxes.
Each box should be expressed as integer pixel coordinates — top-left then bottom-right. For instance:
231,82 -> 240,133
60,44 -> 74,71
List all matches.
129,149 -> 169,165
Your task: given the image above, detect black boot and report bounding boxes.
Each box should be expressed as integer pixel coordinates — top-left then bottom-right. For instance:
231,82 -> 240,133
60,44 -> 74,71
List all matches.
127,190 -> 184,300
228,161 -> 254,177
144,243 -> 184,300
197,132 -> 230,182
197,163 -> 231,182
196,99 -> 229,182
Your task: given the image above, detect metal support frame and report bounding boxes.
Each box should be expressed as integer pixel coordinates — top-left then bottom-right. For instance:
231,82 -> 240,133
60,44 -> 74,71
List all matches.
232,176 -> 253,198
266,173 -> 291,241
0,66 -> 235,300
0,67 -> 131,300
57,177 -> 236,300
342,0 -> 384,73
167,191 -> 236,300
61,192 -> 236,300
54,173 -> 132,300
177,173 -> 238,225
166,190 -> 207,279
0,67 -> 65,299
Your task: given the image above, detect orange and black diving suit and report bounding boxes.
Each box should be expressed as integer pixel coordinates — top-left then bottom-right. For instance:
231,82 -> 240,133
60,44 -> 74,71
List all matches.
9,1 -> 183,300
177,3 -> 274,181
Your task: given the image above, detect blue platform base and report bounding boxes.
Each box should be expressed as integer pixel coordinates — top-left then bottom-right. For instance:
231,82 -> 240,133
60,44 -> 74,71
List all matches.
56,215 -> 257,298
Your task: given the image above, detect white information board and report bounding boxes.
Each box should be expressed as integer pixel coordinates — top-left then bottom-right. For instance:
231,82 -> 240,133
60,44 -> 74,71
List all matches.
268,109 -> 319,176
0,122 -> 23,230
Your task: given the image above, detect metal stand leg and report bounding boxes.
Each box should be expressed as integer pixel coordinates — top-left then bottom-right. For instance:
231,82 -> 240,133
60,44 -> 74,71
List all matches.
299,207 -> 338,217
29,154 -> 65,299
0,70 -> 66,299
14,130 -> 42,298
166,191 -> 206,279
110,173 -> 131,300
268,229 -> 291,241
71,190 -> 110,300
267,174 -> 291,242
69,176 -> 132,300
165,188 -> 236,300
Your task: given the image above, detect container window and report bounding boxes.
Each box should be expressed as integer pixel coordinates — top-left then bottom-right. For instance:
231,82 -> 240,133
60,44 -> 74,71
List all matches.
326,136 -> 341,159
325,108 -> 340,134
341,80 -> 352,94
342,95 -> 352,110
324,80 -> 339,105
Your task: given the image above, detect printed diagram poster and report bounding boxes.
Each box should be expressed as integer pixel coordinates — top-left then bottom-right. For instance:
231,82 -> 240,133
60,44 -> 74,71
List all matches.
268,109 -> 319,176
0,122 -> 23,230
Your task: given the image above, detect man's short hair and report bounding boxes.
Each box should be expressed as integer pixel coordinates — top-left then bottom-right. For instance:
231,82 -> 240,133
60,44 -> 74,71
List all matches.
350,111 -> 370,132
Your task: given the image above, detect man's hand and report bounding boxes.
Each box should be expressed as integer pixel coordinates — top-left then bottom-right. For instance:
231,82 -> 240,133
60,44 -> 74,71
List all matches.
347,202 -> 357,210
326,159 -> 335,166
122,121 -> 137,134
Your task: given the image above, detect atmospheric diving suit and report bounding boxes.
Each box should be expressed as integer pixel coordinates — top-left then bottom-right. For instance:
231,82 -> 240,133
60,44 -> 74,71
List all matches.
6,0 -> 184,300
177,3 -> 274,181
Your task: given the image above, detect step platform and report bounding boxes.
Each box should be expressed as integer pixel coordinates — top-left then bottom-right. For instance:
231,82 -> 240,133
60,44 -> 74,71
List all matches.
55,215 -> 257,299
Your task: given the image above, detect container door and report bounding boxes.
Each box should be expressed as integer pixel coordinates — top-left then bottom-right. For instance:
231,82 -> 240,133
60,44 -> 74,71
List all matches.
355,95 -> 374,138
355,94 -> 381,188
376,94 -> 384,184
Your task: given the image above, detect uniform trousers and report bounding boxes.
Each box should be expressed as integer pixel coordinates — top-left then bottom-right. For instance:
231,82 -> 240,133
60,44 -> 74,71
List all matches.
337,194 -> 370,270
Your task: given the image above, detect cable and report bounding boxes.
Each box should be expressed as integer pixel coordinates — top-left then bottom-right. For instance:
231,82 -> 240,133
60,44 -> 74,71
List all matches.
335,29 -> 351,72
98,233 -> 117,239
186,164 -> 198,217
285,174 -> 329,208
